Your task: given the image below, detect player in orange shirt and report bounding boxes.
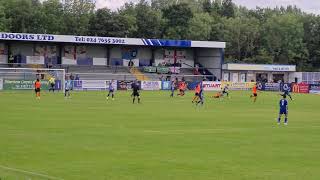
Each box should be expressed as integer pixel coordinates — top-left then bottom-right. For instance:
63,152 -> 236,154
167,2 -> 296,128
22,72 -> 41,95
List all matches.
178,81 -> 186,96
192,83 -> 201,103
250,83 -> 258,103
34,79 -> 41,100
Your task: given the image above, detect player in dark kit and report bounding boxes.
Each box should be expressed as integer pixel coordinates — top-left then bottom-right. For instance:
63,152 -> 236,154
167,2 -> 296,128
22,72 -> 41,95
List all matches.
278,95 -> 289,125
131,81 -> 141,104
222,85 -> 229,97
170,80 -> 175,97
281,89 -> 293,101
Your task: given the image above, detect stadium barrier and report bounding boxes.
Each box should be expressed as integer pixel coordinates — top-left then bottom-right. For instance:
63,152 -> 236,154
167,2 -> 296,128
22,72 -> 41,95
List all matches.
2,79 -> 62,90
1,77 -> 319,94
309,84 -> 320,94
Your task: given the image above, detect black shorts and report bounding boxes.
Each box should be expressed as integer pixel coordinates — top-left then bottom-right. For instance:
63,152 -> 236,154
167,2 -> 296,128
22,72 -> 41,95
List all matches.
253,93 -> 257,97
50,83 -> 55,88
35,88 -> 40,93
195,93 -> 199,96
133,91 -> 140,97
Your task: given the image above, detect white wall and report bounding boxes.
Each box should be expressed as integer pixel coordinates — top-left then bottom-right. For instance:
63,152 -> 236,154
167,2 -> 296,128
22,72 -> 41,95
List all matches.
196,48 -> 222,79
289,72 -> 302,83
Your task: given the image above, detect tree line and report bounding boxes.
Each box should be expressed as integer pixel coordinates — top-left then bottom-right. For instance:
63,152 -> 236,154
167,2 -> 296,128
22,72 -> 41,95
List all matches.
0,0 -> 320,71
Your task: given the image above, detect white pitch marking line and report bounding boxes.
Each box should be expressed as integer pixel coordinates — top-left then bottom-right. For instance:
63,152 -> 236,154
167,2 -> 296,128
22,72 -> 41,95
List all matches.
0,165 -> 64,180
143,128 -> 240,134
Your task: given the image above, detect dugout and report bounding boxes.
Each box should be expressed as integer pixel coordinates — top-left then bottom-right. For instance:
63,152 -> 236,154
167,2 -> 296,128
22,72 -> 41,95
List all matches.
222,63 -> 297,83
0,32 -> 226,79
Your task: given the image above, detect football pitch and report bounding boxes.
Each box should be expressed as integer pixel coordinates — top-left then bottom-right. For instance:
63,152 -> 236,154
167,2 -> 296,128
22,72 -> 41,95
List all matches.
0,90 -> 319,180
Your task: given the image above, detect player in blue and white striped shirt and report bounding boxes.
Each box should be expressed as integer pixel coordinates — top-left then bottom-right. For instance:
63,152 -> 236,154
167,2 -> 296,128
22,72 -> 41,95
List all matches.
65,79 -> 72,98
278,95 -> 289,125
107,80 -> 115,100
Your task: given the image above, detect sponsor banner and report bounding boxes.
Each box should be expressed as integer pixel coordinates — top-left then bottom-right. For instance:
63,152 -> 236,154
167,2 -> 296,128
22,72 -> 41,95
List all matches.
144,66 -> 157,73
0,32 -> 225,48
169,67 -> 180,74
0,78 -> 3,90
73,80 -> 83,90
0,55 -> 7,64
264,83 -> 280,91
223,82 -> 255,90
93,58 -> 108,66
141,81 -> 161,90
117,80 -> 139,90
225,63 -> 296,72
82,80 -> 106,90
3,79 -> 50,90
187,81 -> 198,90
157,67 -> 170,74
26,56 -> 45,64
161,81 -> 171,90
292,83 -> 309,93
202,81 -> 222,91
123,59 -> 139,67
54,80 -> 62,90
280,83 -> 292,92
309,84 -> 320,94
79,80 -> 117,90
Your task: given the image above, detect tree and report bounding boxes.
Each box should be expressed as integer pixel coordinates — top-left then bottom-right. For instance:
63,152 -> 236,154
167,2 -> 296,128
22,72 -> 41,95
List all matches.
3,0 -> 36,33
135,0 -> 163,38
221,0 -> 235,18
263,14 -> 307,66
302,15 -> 320,70
188,13 -> 213,40
0,0 -> 9,31
223,16 -> 260,62
42,0 -> 65,34
162,3 -> 193,39
62,0 -> 95,35
201,0 -> 212,13
88,8 -> 114,36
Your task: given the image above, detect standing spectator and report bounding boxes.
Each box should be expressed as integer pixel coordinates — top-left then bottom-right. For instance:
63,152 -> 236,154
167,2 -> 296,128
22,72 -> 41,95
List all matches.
128,60 -> 134,67
159,75 -> 164,81
8,54 -> 14,67
70,73 -> 75,90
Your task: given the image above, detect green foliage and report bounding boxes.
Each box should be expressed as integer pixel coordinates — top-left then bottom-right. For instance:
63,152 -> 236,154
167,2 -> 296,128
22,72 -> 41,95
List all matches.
1,0 -> 320,70
163,3 -> 193,39
262,14 -> 307,65
188,13 -> 213,40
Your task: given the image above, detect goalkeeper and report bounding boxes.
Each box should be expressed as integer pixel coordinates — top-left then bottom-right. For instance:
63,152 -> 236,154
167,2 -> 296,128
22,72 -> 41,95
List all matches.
48,76 -> 55,92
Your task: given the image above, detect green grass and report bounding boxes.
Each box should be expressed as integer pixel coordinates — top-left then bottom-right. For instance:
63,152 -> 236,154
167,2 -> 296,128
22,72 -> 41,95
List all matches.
0,90 -> 320,180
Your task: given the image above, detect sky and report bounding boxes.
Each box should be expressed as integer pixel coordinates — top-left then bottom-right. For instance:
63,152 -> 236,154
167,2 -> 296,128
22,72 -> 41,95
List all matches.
95,0 -> 320,14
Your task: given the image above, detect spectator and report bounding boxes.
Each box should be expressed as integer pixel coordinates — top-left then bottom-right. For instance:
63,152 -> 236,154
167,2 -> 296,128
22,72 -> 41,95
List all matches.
70,73 -> 75,90
47,58 -> 53,69
8,54 -> 14,67
159,75 -> 164,81
128,60 -> 134,67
